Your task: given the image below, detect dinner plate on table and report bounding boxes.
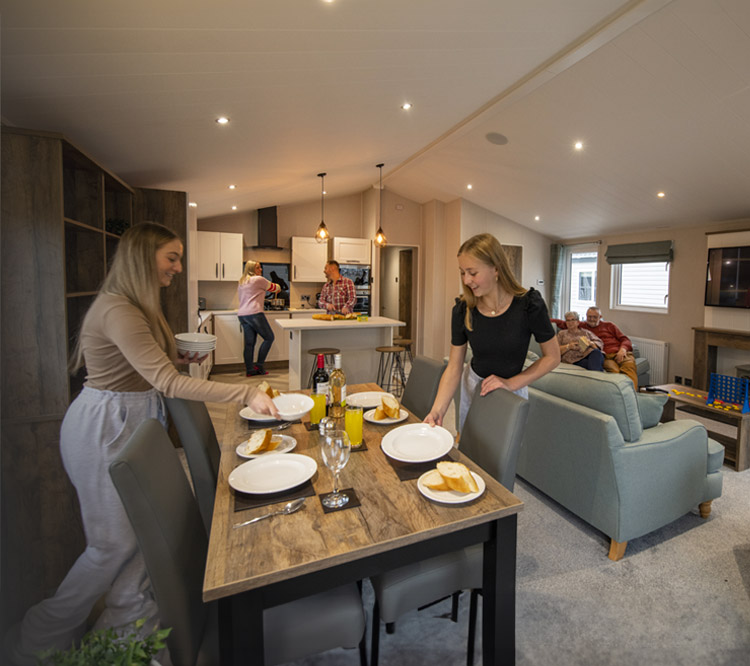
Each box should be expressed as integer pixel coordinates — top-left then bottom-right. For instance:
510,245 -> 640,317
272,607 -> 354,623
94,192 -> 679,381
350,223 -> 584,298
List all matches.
417,470 -> 486,504
239,406 -> 280,422
235,435 -> 296,460
228,454 -> 317,494
380,423 -> 454,463
363,408 -> 408,425
347,391 -> 396,409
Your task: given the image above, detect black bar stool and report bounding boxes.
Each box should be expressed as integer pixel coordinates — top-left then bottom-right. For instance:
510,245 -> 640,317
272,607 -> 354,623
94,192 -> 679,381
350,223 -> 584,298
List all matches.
375,346 -> 406,396
306,347 -> 340,388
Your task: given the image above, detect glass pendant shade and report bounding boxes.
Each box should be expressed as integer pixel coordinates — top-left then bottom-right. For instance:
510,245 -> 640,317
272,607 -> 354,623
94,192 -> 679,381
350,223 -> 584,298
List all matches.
374,163 -> 387,247
315,172 -> 329,244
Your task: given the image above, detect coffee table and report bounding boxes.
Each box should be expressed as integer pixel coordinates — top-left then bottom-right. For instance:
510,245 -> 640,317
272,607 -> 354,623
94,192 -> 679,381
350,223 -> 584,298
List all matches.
645,383 -> 748,471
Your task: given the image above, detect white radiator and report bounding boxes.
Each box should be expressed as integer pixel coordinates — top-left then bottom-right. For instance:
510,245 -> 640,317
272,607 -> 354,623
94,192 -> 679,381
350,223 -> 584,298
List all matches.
630,336 -> 669,385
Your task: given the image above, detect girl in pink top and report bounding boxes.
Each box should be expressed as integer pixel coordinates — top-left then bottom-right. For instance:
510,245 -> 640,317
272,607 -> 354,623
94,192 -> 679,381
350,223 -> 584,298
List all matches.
237,260 -> 280,376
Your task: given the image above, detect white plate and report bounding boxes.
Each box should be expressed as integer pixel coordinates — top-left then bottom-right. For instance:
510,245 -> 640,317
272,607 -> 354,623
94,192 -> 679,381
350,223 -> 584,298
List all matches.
228,454 -> 317,494
239,406 -> 279,422
363,408 -> 409,425
347,391 -> 396,409
380,423 -> 454,463
175,332 -> 217,344
236,434 -> 296,459
272,393 -> 314,421
417,470 -> 486,504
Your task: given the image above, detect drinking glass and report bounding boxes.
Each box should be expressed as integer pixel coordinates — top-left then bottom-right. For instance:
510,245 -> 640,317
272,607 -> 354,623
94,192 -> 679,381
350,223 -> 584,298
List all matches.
345,404 -> 363,448
320,429 -> 351,509
310,392 -> 327,425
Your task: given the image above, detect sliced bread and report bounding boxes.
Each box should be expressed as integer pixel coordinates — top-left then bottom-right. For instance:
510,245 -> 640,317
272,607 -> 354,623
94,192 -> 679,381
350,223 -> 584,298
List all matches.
258,380 -> 280,399
245,428 -> 272,455
422,469 -> 450,491
381,394 -> 400,419
373,406 -> 387,420
436,461 -> 479,493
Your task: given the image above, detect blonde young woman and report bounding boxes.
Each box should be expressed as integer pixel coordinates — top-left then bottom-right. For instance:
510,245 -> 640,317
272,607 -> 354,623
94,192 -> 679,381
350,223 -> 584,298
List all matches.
425,233 -> 560,432
7,223 -> 278,665
237,260 -> 281,376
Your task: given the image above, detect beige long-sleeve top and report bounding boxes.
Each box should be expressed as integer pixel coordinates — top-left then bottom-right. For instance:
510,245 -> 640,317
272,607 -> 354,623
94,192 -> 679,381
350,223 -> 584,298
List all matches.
80,293 -> 257,404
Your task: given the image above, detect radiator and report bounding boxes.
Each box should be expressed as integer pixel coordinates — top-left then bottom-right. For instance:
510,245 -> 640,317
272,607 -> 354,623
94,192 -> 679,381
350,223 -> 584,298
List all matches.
630,336 -> 669,385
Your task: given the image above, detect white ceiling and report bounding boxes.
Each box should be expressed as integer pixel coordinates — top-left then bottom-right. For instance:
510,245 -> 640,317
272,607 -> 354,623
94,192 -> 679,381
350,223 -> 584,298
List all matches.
2,0 -> 749,240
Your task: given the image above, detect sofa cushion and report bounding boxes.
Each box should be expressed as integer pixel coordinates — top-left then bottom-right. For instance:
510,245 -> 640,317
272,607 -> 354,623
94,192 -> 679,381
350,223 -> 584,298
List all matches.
707,438 -> 725,473
635,392 -> 668,428
530,365 -> 643,442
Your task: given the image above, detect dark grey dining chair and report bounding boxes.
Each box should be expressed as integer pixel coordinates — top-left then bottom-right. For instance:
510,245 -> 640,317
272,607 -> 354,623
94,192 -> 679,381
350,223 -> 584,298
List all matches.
109,418 -> 367,666
369,387 -> 530,666
165,397 -> 220,534
399,355 -> 446,420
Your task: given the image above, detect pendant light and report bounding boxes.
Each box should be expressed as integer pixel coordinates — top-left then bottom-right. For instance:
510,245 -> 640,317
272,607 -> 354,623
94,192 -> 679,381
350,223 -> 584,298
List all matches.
374,163 -> 387,247
315,172 -> 329,243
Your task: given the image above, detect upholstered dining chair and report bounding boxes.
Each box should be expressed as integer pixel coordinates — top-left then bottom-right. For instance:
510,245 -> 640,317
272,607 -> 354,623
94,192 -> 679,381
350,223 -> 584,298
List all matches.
109,418 -> 367,666
369,387 -> 530,666
399,355 -> 447,420
165,397 -> 220,533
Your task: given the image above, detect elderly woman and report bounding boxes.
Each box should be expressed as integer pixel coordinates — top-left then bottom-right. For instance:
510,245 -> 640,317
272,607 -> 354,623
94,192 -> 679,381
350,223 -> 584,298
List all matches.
557,311 -> 605,371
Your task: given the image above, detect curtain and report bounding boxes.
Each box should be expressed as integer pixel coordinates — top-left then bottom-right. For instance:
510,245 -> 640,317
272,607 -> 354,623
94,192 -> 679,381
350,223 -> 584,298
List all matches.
548,243 -> 568,318
605,240 -> 673,264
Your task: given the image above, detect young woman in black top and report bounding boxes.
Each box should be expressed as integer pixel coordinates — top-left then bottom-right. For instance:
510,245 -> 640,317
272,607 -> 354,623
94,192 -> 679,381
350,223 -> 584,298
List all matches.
425,233 -> 560,431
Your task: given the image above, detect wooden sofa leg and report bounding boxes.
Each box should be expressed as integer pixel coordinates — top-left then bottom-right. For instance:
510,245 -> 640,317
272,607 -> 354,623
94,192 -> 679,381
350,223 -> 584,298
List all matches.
608,539 -> 627,561
699,500 -> 713,518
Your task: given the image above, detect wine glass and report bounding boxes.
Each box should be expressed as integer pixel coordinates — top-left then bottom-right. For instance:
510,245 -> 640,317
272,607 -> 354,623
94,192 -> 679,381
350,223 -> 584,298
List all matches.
320,429 -> 351,508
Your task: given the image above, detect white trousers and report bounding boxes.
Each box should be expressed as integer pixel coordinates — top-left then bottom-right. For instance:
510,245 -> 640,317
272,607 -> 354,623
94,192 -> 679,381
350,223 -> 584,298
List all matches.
16,387 -> 166,658
459,363 -> 528,433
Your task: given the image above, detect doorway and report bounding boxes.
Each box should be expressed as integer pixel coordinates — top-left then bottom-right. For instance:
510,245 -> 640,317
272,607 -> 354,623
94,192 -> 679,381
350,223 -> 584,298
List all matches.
379,245 -> 418,351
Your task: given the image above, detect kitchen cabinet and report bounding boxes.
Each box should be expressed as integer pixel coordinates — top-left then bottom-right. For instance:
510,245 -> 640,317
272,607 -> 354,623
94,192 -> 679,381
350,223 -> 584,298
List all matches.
332,237 -> 371,265
213,313 -> 244,365
196,231 -> 243,281
292,236 -> 327,282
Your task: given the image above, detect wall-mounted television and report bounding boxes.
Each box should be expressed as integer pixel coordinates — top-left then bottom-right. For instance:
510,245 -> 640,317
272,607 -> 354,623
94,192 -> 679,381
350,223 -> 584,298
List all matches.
705,246 -> 750,308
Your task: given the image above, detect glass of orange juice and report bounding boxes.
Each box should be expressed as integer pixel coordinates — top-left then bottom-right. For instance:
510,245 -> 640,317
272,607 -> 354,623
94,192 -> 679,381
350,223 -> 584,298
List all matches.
345,404 -> 363,448
310,392 -> 327,425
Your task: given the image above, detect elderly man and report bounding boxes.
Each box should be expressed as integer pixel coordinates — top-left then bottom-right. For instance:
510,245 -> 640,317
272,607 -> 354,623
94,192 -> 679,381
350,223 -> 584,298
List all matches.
553,307 -> 638,389
318,260 -> 356,314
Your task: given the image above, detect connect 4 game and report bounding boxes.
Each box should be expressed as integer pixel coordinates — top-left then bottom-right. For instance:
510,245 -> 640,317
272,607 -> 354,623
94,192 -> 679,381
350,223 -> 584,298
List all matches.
706,373 -> 750,414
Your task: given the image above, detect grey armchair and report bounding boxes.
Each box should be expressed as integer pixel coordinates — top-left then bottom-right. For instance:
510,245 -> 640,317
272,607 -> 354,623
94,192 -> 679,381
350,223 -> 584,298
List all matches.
370,387 -> 530,666
109,419 -> 367,666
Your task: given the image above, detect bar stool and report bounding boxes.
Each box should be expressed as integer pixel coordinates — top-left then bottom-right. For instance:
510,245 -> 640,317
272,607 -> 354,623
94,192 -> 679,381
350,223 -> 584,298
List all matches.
375,346 -> 406,396
393,338 -> 414,366
306,347 -> 340,388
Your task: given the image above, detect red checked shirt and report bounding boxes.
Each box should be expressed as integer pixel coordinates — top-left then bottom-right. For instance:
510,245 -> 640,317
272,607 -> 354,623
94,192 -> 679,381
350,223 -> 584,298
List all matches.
318,276 -> 356,313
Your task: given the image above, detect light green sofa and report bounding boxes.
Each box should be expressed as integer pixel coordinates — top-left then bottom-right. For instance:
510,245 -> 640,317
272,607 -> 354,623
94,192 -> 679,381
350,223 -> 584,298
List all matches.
516,363 -> 724,560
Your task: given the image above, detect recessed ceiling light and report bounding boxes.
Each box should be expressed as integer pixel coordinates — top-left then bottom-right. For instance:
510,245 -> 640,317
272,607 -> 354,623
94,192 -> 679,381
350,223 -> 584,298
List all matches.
574,141 -> 583,151
485,132 -> 509,146
231,205 -> 237,211
228,184 -> 236,190
188,202 -> 197,208
534,215 -> 540,222
401,102 -> 412,110
466,184 -> 472,190
216,116 -> 230,125
657,191 -> 666,198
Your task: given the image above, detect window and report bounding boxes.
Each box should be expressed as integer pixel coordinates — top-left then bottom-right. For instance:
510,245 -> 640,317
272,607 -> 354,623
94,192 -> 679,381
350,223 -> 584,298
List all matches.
611,261 -> 670,312
566,248 -> 598,314
578,272 -> 593,301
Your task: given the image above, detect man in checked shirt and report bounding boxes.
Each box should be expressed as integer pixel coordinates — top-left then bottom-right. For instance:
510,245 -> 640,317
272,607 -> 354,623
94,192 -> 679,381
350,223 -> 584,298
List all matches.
318,260 -> 356,314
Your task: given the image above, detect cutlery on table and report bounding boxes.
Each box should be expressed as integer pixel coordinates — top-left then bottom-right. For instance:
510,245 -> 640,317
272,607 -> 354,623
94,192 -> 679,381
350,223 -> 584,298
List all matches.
232,497 -> 306,529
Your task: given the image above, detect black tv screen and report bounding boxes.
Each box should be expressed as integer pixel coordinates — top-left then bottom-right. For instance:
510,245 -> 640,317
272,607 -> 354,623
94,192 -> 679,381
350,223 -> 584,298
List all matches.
705,246 -> 750,308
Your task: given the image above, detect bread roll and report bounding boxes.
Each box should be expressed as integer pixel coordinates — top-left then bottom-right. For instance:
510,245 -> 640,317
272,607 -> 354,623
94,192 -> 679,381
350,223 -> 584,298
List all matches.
266,435 -> 282,451
373,406 -> 387,420
422,469 -> 450,491
245,429 -> 272,455
258,380 -> 280,398
436,461 -> 479,493
381,395 -> 400,419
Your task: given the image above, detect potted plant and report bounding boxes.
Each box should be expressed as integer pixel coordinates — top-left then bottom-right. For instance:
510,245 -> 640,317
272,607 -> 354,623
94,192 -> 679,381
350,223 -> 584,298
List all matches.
39,619 -> 171,665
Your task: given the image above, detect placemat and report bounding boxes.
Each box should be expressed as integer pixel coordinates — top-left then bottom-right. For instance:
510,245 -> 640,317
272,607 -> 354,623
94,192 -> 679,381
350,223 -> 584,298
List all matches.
350,439 -> 368,452
319,488 -> 362,513
385,452 -> 457,482
233,480 -> 316,512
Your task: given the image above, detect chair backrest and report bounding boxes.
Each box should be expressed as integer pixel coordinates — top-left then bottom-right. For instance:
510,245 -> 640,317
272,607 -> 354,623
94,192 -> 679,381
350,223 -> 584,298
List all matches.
400,356 -> 446,420
165,397 -> 221,533
459,387 -> 530,491
109,419 -> 210,666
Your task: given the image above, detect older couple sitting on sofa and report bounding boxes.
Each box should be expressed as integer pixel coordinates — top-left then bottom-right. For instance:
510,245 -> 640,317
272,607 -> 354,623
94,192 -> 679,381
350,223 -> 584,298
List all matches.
515,338 -> 724,560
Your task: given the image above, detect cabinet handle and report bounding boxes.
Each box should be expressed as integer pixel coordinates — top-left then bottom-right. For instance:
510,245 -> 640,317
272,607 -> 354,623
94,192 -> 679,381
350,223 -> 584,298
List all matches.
222,263 -> 225,278
215,263 -> 218,278
294,265 -> 297,279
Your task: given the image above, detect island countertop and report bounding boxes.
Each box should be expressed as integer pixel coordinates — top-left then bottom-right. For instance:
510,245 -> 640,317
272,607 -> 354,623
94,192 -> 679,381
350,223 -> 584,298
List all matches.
275,315 -> 403,332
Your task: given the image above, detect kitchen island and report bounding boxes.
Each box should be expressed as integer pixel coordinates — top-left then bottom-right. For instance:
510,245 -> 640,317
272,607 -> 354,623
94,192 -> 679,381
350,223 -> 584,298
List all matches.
276,316 -> 405,389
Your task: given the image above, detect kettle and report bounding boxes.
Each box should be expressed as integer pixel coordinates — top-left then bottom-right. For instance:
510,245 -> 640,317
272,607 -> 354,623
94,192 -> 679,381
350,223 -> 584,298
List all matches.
198,297 -> 206,311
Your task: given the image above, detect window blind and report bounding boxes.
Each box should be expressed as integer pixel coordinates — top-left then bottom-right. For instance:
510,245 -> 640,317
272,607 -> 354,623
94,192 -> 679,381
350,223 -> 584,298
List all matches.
605,241 -> 673,265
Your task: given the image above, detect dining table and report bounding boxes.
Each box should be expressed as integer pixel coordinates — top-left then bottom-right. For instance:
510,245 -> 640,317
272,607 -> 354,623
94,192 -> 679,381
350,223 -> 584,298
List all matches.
204,382 -> 524,665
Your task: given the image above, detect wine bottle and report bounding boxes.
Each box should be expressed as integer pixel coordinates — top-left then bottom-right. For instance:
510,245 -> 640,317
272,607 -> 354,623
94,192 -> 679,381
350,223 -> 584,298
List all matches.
312,354 -> 330,404
329,354 -> 346,419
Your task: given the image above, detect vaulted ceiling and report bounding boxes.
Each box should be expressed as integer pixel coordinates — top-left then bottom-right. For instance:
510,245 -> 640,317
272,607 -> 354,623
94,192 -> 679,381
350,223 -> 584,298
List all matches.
2,0 -> 749,240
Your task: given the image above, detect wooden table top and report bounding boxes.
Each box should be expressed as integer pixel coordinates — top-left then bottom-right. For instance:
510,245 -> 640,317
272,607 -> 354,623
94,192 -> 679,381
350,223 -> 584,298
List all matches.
203,382 -> 523,602
649,383 -> 748,421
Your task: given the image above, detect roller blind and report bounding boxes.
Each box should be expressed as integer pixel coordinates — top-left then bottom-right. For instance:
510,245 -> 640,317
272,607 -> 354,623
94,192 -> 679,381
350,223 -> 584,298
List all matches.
605,241 -> 673,265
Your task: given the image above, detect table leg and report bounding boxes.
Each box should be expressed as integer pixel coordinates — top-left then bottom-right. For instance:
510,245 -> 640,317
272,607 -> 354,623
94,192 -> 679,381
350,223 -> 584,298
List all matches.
226,592 -> 265,666
661,398 -> 675,423
737,416 -> 749,471
483,513 -> 517,665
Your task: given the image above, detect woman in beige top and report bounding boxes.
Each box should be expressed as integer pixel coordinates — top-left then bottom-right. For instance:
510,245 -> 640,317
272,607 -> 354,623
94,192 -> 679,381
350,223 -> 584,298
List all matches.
8,223 -> 278,665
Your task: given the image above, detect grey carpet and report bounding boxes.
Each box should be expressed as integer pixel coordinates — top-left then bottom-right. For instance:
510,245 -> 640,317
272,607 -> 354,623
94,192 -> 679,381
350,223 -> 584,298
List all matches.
284,465 -> 750,665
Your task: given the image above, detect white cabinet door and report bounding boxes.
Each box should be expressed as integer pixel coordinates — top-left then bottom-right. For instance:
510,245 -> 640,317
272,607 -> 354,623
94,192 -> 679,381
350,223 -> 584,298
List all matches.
196,231 -> 243,281
332,237 -> 371,265
265,312 -> 290,361
196,231 -> 221,281
292,237 -> 327,282
213,314 -> 244,364
219,233 -> 243,281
